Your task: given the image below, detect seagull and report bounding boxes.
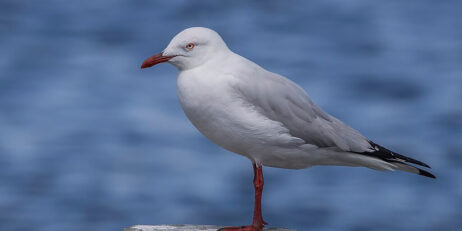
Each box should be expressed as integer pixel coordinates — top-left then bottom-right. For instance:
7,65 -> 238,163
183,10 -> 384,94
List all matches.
141,27 -> 435,231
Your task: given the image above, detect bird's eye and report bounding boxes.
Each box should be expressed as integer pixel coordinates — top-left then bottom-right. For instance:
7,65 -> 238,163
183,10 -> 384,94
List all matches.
185,43 -> 195,50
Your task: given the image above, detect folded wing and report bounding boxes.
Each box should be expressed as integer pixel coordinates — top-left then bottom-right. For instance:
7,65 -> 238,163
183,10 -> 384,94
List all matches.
233,68 -> 373,153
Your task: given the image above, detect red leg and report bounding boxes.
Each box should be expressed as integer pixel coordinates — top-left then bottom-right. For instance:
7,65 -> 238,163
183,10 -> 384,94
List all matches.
219,163 -> 267,231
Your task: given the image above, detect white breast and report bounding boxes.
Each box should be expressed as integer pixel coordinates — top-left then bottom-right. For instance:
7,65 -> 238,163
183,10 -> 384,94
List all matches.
176,70 -> 243,153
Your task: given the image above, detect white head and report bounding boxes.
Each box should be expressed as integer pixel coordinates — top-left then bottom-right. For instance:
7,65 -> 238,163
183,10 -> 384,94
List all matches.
141,27 -> 229,71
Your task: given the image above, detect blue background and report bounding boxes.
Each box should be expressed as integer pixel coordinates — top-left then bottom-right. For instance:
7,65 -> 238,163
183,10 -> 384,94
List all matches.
0,0 -> 461,230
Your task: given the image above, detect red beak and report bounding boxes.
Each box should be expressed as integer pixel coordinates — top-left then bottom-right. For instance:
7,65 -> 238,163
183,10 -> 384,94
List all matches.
140,53 -> 174,69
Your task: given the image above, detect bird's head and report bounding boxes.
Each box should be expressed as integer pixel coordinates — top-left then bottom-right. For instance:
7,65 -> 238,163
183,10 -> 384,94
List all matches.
141,27 -> 229,71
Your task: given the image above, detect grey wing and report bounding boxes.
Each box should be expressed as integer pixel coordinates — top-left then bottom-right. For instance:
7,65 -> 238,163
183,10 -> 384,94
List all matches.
234,70 -> 373,153
229,65 -> 434,178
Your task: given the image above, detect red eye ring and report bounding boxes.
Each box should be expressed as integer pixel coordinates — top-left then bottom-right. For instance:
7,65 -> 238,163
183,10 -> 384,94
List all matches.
185,43 -> 195,50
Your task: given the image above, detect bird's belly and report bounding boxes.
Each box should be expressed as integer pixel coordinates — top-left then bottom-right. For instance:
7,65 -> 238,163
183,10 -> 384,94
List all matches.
181,102 -> 319,168
180,97 -> 251,155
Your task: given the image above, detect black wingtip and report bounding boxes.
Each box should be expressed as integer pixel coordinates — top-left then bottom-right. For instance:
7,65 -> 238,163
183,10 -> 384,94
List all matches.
368,141 -> 432,169
419,169 -> 436,179
418,161 -> 431,169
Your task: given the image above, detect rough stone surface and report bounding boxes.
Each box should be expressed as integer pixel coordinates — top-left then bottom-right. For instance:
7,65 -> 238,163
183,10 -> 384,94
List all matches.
124,225 -> 296,231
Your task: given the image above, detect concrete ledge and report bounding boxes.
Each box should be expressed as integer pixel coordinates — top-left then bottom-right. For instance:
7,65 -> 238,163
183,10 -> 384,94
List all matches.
124,225 -> 296,231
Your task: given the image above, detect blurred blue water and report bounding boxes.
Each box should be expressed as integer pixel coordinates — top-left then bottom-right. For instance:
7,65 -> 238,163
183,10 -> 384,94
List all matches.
0,0 -> 461,231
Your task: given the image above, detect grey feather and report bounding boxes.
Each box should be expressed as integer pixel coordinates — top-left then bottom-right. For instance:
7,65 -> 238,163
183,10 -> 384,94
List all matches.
230,59 -> 373,153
